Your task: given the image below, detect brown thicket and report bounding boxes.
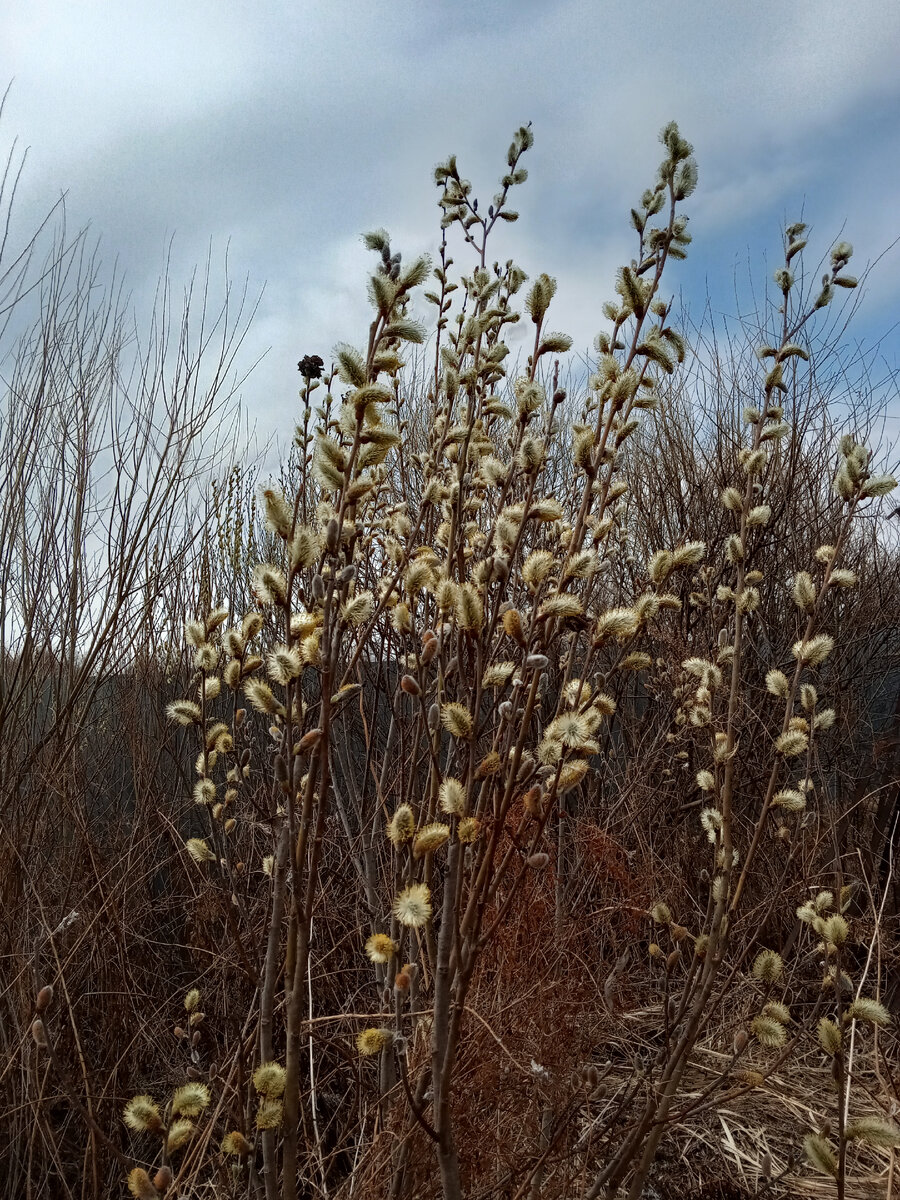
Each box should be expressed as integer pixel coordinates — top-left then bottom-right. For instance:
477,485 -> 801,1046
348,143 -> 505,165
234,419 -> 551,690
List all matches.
2,116 -> 900,1200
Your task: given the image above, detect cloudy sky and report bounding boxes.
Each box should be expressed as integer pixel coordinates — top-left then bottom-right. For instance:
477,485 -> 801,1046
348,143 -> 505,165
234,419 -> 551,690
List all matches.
4,0 -> 900,446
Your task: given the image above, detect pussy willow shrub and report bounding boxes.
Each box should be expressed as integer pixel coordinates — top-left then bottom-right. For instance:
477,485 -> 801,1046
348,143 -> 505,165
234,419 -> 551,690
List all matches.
24,123 -> 900,1200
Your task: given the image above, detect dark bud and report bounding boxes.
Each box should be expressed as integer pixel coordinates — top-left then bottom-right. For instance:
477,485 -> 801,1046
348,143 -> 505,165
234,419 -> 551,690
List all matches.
325,519 -> 340,554
298,355 -> 324,380
523,786 -> 542,816
516,758 -> 536,785
298,728 -> 323,754
153,1166 -> 174,1192
35,985 -> 54,1014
